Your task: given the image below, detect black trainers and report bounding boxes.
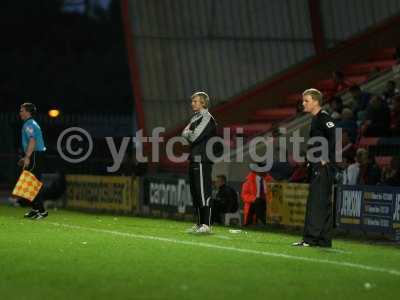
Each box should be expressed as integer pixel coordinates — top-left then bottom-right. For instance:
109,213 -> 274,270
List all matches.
32,211 -> 48,220
24,209 -> 39,218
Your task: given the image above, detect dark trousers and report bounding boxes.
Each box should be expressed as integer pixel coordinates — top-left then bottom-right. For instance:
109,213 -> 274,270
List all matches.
189,162 -> 212,226
246,197 -> 266,225
212,201 -> 228,224
303,165 -> 333,247
26,151 -> 46,213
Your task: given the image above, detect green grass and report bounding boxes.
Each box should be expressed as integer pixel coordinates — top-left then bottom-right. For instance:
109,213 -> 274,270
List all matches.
1,205 -> 400,300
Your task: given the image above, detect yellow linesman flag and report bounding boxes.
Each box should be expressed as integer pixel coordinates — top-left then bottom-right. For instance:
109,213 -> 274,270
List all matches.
12,170 -> 43,202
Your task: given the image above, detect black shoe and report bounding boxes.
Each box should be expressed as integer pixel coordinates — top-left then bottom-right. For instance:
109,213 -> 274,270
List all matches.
32,211 -> 48,220
292,241 -> 310,247
24,209 -> 39,218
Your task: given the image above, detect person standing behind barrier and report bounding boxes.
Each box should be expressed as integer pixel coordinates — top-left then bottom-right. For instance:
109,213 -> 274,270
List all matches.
241,162 -> 274,226
182,92 -> 217,234
293,89 -> 336,247
18,103 -> 48,220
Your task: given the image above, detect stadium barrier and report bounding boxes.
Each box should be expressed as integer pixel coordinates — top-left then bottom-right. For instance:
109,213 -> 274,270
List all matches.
266,183 -> 308,227
140,175 -> 194,221
336,185 -> 400,241
66,175 -> 138,213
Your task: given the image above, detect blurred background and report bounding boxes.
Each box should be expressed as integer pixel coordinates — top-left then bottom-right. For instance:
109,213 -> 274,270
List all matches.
0,0 -> 135,184
1,1 -> 400,214
1,4 -> 400,297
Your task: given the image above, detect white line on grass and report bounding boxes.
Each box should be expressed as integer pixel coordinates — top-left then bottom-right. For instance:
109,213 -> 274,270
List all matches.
50,222 -> 400,277
213,234 -> 232,240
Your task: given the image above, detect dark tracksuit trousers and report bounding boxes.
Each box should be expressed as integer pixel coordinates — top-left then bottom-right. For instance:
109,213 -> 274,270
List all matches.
26,151 -> 46,213
189,161 -> 212,226
303,164 -> 333,247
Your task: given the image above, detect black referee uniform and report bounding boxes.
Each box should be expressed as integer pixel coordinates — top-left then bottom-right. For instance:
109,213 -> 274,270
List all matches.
303,109 -> 336,247
182,108 -> 217,227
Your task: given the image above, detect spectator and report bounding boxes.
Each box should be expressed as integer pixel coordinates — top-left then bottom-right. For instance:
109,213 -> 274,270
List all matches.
342,149 -> 364,185
391,95 -> 400,136
338,129 -> 356,160
348,85 -> 371,117
289,160 -> 308,183
212,175 -> 239,224
361,95 -> 391,137
329,96 -> 343,120
336,108 -> 358,142
241,162 -> 273,226
332,71 -> 352,94
358,149 -> 381,185
341,156 -> 354,185
381,156 -> 400,186
342,148 -> 380,185
382,80 -> 399,108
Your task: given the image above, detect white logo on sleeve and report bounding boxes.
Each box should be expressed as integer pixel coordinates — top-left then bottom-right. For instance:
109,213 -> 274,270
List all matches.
326,122 -> 335,128
26,126 -> 34,134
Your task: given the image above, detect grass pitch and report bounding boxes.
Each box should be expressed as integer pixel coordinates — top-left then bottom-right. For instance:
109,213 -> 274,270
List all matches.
1,205 -> 399,300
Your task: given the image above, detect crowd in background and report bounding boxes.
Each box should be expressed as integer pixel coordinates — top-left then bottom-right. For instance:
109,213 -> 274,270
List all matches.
296,76 -> 400,187
328,78 -> 400,186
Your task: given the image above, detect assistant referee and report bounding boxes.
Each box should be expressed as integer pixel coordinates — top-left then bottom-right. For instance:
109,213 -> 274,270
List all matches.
19,103 -> 48,220
293,89 -> 336,247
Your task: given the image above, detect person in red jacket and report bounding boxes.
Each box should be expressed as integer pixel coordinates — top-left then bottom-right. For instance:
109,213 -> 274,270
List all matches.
241,162 -> 274,225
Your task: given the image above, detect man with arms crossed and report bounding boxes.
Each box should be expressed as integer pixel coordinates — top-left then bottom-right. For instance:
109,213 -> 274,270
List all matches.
182,92 -> 217,233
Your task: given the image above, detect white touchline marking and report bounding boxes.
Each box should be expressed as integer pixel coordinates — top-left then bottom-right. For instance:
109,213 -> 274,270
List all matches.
50,222 -> 400,276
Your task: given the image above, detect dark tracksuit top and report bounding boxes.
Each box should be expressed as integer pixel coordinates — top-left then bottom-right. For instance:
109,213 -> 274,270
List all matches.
182,108 -> 217,225
308,109 -> 336,167
303,109 -> 336,247
182,108 -> 217,163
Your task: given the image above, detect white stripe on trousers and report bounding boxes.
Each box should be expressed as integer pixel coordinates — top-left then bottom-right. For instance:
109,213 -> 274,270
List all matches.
199,162 -> 206,206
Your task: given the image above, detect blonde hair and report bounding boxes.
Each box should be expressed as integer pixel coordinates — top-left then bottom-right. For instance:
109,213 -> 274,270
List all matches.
356,148 -> 368,164
302,88 -> 323,105
191,92 -> 210,108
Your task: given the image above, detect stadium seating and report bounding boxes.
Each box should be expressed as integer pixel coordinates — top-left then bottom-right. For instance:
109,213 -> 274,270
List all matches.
160,47 -> 398,172
375,156 -> 392,168
286,93 -> 303,105
357,137 -> 379,148
225,123 -> 273,137
272,48 -> 396,135
343,60 -> 396,76
368,48 -> 396,61
250,107 -> 297,122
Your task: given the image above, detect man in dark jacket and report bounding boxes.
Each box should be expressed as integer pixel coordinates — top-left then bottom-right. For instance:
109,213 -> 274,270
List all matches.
293,88 -> 336,248
182,92 -> 217,233
212,175 -> 238,224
